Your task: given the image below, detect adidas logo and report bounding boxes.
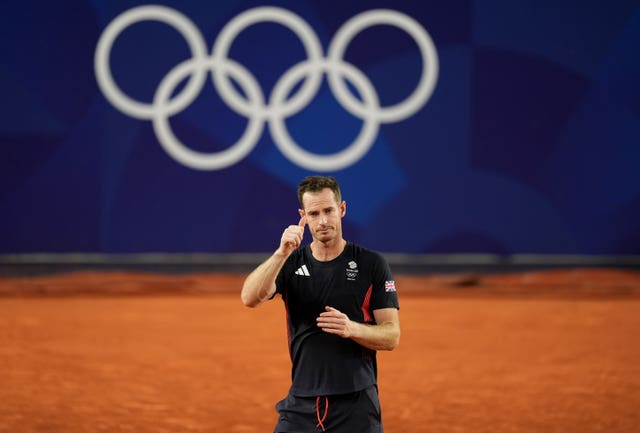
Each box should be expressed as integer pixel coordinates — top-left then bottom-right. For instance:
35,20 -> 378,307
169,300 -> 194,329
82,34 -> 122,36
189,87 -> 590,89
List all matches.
295,264 -> 310,277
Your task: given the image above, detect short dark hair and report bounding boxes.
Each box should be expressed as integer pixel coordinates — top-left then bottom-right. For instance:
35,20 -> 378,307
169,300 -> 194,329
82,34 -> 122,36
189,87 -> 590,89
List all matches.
297,176 -> 342,208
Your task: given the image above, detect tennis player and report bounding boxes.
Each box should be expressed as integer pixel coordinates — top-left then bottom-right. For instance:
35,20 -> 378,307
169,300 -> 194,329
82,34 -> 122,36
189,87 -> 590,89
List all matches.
241,175 -> 400,433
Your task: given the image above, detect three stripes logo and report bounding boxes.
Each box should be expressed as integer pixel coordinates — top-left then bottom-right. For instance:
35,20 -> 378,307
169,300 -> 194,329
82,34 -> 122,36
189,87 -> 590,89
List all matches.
295,264 -> 311,277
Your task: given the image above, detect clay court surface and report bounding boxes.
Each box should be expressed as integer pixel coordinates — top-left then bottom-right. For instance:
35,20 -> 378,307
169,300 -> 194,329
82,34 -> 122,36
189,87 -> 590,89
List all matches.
1,269 -> 639,432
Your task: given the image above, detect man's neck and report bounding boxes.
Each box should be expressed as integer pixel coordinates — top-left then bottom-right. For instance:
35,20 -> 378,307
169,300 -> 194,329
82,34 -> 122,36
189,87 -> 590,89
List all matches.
310,238 -> 347,262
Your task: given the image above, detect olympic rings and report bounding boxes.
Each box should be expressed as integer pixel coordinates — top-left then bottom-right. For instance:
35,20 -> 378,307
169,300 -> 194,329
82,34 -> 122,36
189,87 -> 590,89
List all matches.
94,5 -> 439,171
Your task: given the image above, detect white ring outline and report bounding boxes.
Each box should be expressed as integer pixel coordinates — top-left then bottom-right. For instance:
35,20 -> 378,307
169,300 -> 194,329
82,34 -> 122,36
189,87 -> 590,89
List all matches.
153,58 -> 264,171
95,5 -> 208,119
269,60 -> 380,172
327,9 -> 439,123
211,6 -> 324,119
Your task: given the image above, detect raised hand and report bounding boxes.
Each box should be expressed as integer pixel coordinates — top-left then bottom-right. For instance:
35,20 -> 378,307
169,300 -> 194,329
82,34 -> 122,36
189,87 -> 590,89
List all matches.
277,215 -> 306,257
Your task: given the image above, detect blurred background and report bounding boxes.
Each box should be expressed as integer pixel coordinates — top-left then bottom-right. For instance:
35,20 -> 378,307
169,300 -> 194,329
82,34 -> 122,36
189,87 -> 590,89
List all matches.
2,4 -> 640,433
1,0 -> 639,274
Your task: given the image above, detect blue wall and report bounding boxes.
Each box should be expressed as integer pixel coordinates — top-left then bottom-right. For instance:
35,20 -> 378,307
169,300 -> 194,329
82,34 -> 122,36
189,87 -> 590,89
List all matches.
2,0 -> 639,255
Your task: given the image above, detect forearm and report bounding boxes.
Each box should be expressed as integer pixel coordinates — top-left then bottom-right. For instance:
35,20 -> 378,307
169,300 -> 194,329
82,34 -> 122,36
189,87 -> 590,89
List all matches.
350,320 -> 400,351
241,251 -> 288,307
242,216 -> 306,307
316,306 -> 401,350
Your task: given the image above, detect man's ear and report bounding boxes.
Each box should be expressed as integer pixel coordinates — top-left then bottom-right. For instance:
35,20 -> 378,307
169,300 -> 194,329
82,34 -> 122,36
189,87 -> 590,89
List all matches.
298,208 -> 305,218
340,201 -> 346,217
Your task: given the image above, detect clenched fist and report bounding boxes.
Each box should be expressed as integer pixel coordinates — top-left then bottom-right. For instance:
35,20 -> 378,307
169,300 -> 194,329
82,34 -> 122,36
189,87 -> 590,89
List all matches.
276,216 -> 306,257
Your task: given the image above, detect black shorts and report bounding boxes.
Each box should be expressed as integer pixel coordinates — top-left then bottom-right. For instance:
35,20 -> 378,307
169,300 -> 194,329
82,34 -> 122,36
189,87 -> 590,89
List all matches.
274,385 -> 383,433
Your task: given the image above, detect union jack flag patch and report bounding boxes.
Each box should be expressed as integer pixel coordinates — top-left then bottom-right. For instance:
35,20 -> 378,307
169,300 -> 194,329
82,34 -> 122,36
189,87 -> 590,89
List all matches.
385,280 -> 396,292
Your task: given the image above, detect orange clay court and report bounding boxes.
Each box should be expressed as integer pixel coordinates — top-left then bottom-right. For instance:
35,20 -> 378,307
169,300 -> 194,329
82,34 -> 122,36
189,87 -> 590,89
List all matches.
1,268 -> 640,433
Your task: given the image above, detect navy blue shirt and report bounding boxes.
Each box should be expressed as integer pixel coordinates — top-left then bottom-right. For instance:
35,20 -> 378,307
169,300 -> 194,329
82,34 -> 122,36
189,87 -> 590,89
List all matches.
275,242 -> 399,396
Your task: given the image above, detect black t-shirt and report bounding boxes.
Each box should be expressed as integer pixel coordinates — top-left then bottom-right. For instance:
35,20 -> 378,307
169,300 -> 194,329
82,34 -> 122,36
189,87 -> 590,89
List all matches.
275,242 -> 400,396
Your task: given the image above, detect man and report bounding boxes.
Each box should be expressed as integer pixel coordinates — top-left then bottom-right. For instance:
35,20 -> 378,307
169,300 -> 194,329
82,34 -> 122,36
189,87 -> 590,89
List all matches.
241,175 -> 400,433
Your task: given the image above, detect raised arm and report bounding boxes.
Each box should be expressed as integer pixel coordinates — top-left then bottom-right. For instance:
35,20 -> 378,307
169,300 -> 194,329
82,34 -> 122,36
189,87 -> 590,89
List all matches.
241,216 -> 306,307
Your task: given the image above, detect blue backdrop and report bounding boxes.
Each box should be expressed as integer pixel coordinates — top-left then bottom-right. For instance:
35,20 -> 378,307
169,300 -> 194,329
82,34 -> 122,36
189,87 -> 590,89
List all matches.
2,0 -> 639,255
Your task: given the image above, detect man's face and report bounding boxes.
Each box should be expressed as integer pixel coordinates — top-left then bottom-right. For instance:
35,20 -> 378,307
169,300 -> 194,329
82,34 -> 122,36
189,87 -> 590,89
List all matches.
300,188 -> 346,243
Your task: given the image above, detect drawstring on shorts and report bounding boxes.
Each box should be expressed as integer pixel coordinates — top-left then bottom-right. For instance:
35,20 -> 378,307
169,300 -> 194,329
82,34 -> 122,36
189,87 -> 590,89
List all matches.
315,396 -> 329,431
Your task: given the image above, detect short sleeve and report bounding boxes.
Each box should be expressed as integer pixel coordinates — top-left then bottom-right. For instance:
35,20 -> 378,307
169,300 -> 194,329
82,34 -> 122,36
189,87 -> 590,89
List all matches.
273,250 -> 298,298
369,253 -> 399,311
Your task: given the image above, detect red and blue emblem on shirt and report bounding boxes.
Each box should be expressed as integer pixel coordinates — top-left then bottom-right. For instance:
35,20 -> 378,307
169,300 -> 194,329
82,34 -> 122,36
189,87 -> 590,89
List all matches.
385,280 -> 396,292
